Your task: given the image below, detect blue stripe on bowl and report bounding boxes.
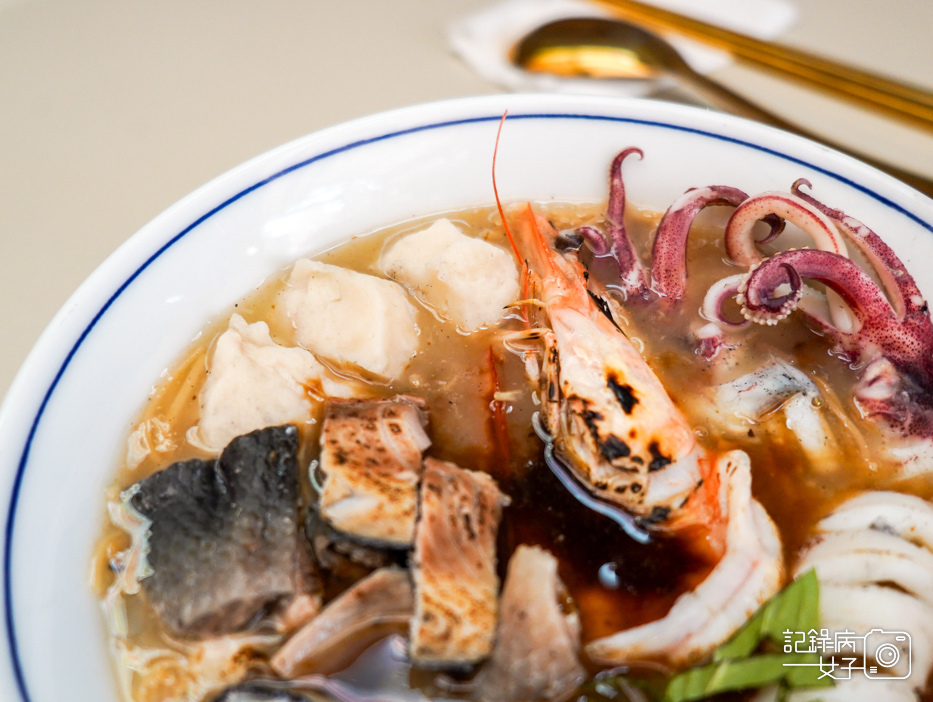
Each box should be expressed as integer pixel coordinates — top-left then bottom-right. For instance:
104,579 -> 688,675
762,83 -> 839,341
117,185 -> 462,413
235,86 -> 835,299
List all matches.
4,109 -> 931,702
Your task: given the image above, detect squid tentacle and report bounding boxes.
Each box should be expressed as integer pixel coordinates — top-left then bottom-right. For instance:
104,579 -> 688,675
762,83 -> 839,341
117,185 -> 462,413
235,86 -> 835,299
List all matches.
791,179 -> 927,318
589,149 -> 785,306
574,225 -> 609,256
694,274 -> 752,362
701,274 -> 749,328
741,249 -> 933,391
724,190 -> 848,264
602,147 -> 650,300
738,261 -> 805,327
651,187 -> 772,304
725,189 -> 856,331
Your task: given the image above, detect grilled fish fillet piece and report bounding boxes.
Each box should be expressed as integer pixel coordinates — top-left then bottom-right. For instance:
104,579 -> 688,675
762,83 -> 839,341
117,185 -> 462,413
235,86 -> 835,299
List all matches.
473,545 -> 585,702
128,425 -> 320,639
318,395 -> 431,546
410,458 -> 509,667
271,567 -> 413,678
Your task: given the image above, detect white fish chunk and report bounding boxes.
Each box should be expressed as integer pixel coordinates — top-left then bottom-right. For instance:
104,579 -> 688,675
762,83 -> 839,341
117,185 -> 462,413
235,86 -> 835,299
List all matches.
285,259 -> 419,379
410,458 -> 509,667
585,450 -> 784,666
473,545 -> 585,702
379,218 -> 520,331
191,314 -> 353,452
318,395 -> 431,546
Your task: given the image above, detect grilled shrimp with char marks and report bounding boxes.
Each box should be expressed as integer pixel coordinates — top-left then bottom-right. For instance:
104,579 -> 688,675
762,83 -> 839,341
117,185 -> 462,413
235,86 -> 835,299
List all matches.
503,203 -> 785,667
509,204 -> 715,532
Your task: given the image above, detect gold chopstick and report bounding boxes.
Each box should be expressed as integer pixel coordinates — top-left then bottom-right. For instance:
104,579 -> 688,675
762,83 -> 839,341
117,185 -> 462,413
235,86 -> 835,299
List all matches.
594,0 -> 933,132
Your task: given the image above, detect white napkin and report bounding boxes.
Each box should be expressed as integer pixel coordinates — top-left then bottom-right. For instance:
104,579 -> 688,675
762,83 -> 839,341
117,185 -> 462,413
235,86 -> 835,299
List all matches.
448,0 -> 798,98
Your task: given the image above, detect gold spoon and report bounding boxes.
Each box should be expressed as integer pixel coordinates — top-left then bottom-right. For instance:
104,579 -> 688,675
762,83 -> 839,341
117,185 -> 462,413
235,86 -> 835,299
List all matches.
514,17 -> 933,199
591,0 -> 933,131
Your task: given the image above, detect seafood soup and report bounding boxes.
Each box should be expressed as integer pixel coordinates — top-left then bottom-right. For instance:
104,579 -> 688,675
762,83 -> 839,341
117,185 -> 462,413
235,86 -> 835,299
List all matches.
95,146 -> 933,702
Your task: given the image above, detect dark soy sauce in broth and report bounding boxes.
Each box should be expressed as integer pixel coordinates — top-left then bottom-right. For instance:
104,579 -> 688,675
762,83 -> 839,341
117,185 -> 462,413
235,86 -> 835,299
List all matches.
95,202 -> 933,701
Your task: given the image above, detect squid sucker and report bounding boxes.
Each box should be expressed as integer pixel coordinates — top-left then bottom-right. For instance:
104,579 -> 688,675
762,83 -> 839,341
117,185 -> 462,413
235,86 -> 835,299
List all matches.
735,183 -> 933,458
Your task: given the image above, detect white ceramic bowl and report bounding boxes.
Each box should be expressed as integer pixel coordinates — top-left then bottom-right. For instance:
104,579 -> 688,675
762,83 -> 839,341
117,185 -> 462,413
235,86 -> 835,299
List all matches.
2,94 -> 933,702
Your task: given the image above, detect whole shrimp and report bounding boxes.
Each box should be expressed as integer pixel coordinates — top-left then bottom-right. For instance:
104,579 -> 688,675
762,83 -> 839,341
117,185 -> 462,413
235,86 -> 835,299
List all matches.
493,121 -> 784,665
509,205 -> 714,531
502,203 -> 786,665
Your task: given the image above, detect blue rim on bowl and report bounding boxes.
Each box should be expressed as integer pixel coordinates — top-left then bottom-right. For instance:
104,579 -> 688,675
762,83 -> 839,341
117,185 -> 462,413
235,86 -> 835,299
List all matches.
2,93 -> 932,702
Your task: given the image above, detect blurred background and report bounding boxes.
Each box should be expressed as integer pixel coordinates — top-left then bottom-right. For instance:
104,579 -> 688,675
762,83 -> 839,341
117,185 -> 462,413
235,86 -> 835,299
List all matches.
3,0 -> 933,400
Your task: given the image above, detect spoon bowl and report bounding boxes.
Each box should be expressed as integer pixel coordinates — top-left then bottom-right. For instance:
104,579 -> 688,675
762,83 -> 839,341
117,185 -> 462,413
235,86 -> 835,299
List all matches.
514,17 -> 933,199
514,17 -> 688,83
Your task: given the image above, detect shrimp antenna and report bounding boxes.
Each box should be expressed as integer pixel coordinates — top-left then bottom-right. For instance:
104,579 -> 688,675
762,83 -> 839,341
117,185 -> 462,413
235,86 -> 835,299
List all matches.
492,111 -> 520,260
492,111 -> 532,325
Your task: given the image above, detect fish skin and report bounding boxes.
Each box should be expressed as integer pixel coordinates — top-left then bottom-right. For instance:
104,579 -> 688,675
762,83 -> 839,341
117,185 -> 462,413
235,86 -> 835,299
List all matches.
129,424 -> 320,639
410,458 -> 509,668
318,395 -> 431,546
304,506 -> 400,583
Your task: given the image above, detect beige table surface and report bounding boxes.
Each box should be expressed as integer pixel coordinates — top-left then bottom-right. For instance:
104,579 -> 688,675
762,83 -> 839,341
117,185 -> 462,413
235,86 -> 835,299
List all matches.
3,0 -> 933,403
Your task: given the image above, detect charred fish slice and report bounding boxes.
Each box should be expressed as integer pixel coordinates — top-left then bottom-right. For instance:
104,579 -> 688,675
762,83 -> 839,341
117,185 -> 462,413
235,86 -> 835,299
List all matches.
410,458 -> 509,667
128,424 -> 320,638
318,395 -> 431,546
473,545 -> 585,702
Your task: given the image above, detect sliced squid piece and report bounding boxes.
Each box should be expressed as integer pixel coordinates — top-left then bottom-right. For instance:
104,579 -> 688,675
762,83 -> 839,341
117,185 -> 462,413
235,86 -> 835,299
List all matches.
818,584 -> 933,681
473,545 -> 585,702
271,567 -> 413,678
782,393 -> 837,461
284,259 -> 419,379
796,529 -> 933,607
410,458 -> 509,668
793,491 -> 933,691
710,359 -> 837,461
191,314 -> 358,452
378,218 -> 521,331
317,395 -> 431,547
885,437 -> 933,480
585,450 -> 784,666
815,491 -> 933,551
712,358 -> 818,419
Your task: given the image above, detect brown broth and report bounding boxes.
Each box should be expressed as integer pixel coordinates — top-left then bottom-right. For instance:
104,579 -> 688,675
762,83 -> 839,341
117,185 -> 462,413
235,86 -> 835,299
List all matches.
95,202 -> 933,702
